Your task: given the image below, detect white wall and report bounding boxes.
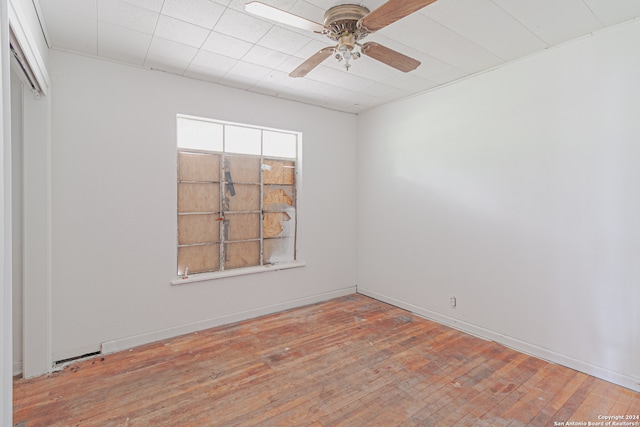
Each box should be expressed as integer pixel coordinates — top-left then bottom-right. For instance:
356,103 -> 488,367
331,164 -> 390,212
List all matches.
9,0 -> 52,381
47,50 -> 358,361
10,69 -> 23,376
22,90 -> 52,377
357,20 -> 640,391
1,0 -> 13,421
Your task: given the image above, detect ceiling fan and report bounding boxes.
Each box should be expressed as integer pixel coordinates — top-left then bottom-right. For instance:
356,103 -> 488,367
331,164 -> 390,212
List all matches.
245,0 -> 437,77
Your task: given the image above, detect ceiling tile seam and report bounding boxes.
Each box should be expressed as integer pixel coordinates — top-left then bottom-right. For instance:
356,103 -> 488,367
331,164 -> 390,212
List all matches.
229,26 -> 295,75
250,22 -> 284,53
154,32 -> 202,52
580,0 -> 605,28
94,20 -> 155,60
487,0 -> 551,49
376,15 -> 638,116
94,17 -> 156,35
120,0 -> 164,14
220,8 -> 294,71
199,35 -> 279,80
303,71 -> 379,96
141,2 -> 165,68
419,16 -> 512,64
290,36 -> 322,62
197,31 -> 254,67
182,23 -> 220,76
157,10 -> 222,35
183,43 -> 208,75
360,36 -> 466,85
149,1 -> 229,69
252,78 -> 291,96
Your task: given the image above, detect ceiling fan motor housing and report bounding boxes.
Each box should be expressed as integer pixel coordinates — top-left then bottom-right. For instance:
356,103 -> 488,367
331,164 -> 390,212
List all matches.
324,4 -> 370,41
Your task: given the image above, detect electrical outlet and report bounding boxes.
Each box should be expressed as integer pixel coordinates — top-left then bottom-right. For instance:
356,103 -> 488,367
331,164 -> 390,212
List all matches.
450,296 -> 456,308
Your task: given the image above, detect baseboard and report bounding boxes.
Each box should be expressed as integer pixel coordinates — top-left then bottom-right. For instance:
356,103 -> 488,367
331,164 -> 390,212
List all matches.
13,360 -> 23,377
101,287 -> 357,355
357,288 -> 640,393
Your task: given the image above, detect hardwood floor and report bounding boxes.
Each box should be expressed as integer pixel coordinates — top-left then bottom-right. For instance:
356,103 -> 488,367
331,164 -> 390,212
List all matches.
13,294 -> 640,426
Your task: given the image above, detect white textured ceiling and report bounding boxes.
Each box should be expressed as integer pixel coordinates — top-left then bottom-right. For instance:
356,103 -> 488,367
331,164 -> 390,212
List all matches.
37,0 -> 640,113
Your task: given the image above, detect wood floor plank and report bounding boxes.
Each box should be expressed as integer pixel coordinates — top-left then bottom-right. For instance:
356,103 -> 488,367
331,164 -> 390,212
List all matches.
13,294 -> 640,426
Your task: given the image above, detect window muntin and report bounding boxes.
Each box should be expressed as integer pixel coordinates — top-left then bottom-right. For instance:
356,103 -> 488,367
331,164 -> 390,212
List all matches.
176,115 -> 299,277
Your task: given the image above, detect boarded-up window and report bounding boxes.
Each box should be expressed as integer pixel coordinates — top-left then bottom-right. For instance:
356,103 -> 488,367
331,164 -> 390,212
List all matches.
177,115 -> 298,276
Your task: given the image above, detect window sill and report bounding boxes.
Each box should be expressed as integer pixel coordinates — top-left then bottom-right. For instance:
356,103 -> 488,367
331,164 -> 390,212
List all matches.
170,261 -> 306,285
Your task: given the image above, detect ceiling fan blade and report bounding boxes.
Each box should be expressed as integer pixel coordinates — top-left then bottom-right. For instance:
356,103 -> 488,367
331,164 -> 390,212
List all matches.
289,47 -> 334,78
245,1 -> 326,33
360,42 -> 420,72
358,0 -> 437,32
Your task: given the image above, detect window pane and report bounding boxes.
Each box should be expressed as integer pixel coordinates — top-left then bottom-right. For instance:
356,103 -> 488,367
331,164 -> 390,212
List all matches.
263,238 -> 295,264
178,183 -> 219,213
177,117 -> 223,151
225,125 -> 261,155
263,131 -> 297,158
178,152 -> 219,182
263,159 -> 295,184
263,209 -> 295,238
224,241 -> 260,269
178,244 -> 220,275
224,184 -> 260,211
178,214 -> 220,245
263,186 -> 294,212
224,212 -> 260,240
225,155 -> 260,183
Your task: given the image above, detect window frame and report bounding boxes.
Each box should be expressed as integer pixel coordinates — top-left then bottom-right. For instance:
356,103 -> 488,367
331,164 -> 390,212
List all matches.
172,115 -> 305,285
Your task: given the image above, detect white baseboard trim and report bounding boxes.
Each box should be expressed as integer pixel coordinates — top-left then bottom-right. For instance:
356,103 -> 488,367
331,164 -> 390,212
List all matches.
357,288 -> 640,393
101,287 -> 357,355
13,361 -> 23,377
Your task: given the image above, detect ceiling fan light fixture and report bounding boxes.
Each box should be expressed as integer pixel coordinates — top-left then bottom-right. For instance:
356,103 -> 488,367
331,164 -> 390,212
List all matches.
334,33 -> 360,71
335,43 -> 363,71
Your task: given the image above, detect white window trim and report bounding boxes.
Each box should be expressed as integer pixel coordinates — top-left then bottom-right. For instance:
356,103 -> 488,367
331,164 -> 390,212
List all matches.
170,261 -> 306,285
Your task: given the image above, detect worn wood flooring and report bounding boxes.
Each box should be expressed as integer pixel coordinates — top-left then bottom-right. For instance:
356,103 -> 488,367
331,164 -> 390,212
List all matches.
13,294 -> 640,426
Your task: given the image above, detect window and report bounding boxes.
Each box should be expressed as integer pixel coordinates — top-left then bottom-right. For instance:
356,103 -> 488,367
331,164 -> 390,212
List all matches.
176,115 -> 299,277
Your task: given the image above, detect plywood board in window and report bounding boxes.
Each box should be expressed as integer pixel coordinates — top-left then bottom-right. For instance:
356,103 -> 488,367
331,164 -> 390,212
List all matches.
178,244 -> 219,275
263,160 -> 295,185
178,183 -> 219,213
224,184 -> 260,212
225,241 -> 260,269
282,161 -> 295,184
226,156 -> 260,183
178,214 -> 220,245
178,152 -> 220,182
263,211 -> 296,238
263,237 -> 295,264
225,212 -> 260,241
263,186 -> 294,211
